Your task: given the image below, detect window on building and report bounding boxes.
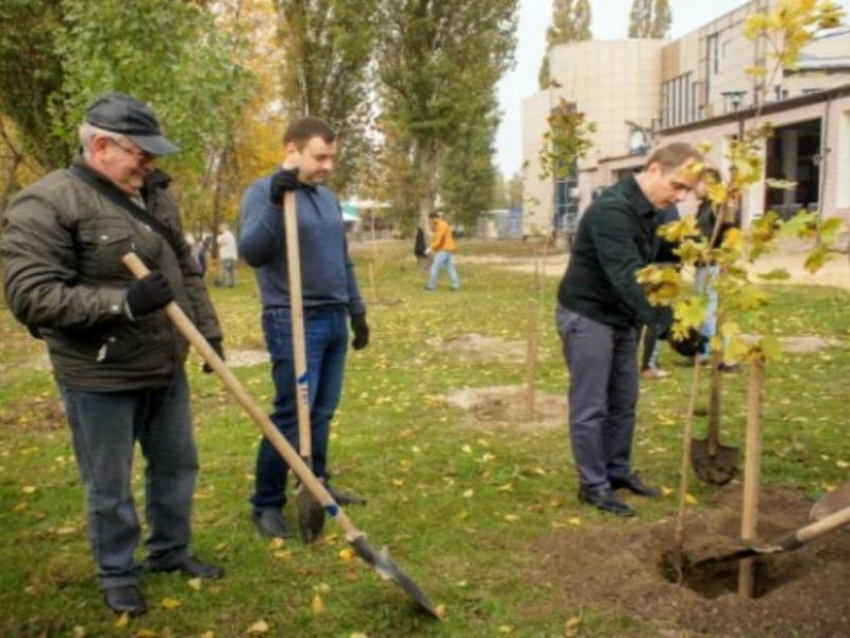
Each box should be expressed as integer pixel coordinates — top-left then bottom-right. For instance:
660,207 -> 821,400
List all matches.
662,72 -> 695,128
554,160 -> 580,233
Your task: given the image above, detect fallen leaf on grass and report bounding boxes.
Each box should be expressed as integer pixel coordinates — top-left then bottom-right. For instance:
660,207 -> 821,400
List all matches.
503,514 -> 520,523
72,627 -> 86,638
22,486 -> 36,495
311,593 -> 324,614
273,550 -> 291,561
268,538 -> 285,550
349,633 -> 369,638
391,479 -> 404,488
461,444 -> 473,454
339,548 -> 356,562
133,630 -> 158,638
247,620 -> 269,634
568,517 -> 581,526
837,460 -> 849,469
685,494 -> 698,505
161,597 -> 181,610
661,487 -> 674,497
463,489 -> 474,498
499,626 -> 514,633
565,615 -> 582,637
187,578 -> 202,591
115,613 -> 130,629
435,604 -> 447,619
200,633 -> 215,638
497,483 -> 513,492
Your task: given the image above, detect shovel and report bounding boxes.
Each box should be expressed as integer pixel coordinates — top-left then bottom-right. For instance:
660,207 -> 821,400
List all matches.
282,190 -> 326,543
691,349 -> 738,485
692,505 -> 850,566
123,253 -> 440,619
811,480 -> 850,521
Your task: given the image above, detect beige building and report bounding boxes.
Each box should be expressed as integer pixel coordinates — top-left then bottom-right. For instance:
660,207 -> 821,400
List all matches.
522,0 -> 850,233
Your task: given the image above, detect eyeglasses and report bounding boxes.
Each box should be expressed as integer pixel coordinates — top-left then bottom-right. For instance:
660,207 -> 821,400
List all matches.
108,138 -> 156,164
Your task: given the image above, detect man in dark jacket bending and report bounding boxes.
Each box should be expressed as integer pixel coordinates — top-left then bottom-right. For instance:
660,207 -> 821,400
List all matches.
1,93 -> 224,617
555,143 -> 703,516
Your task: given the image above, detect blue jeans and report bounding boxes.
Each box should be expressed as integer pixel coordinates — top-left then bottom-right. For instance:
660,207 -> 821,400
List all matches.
427,251 -> 460,290
252,307 -> 348,510
60,371 -> 198,589
695,265 -> 719,359
556,306 -> 639,490
221,258 -> 236,287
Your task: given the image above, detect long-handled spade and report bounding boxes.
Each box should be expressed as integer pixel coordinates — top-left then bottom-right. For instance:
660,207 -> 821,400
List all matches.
282,190 -> 325,543
123,253 -> 440,619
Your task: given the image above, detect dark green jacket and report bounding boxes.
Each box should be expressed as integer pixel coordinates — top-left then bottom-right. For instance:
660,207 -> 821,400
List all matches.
557,174 -> 673,334
1,158 -> 222,391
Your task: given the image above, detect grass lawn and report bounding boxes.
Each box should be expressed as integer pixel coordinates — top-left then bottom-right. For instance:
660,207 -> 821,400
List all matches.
1,239 -> 848,637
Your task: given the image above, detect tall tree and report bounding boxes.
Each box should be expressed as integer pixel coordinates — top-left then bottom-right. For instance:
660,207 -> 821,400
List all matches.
378,0 -> 519,228
271,0 -> 381,195
629,0 -> 672,39
538,0 -> 592,89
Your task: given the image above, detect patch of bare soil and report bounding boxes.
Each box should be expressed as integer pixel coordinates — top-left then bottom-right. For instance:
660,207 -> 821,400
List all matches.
427,334 -> 528,363
526,485 -> 850,636
0,396 -> 65,431
446,385 -> 566,430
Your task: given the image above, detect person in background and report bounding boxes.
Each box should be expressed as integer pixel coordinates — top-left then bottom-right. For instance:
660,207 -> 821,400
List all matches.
217,222 -> 237,287
424,210 -> 460,291
0,92 -> 224,617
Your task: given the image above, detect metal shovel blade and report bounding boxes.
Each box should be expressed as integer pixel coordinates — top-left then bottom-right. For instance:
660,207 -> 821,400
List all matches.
691,438 -> 739,485
295,481 -> 326,543
349,535 -> 440,618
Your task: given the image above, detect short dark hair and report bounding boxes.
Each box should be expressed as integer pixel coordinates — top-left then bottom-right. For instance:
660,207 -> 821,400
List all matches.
702,166 -> 721,183
283,117 -> 336,149
645,142 -> 704,173
429,210 -> 442,219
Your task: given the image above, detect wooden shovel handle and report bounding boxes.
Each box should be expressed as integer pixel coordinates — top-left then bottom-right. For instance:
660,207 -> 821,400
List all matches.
283,190 -> 312,461
794,505 -> 850,546
121,253 -> 361,540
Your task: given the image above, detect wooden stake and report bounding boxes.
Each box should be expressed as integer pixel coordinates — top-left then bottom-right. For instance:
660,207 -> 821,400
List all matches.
739,354 -> 765,598
674,357 -> 703,579
525,299 -> 538,421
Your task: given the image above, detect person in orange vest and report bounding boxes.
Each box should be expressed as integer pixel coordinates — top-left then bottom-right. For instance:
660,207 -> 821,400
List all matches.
424,210 -> 460,291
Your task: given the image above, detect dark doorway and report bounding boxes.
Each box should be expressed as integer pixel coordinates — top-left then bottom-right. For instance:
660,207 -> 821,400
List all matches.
765,118 -> 821,218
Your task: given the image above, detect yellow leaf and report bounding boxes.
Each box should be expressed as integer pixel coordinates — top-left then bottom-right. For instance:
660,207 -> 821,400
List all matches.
247,620 -> 269,634
339,548 -> 356,562
463,488 -> 474,498
497,483 -> 513,492
115,613 -> 130,629
435,603 -> 447,618
200,633 -> 215,638
568,517 -> 581,526
685,494 -> 698,505
22,486 -> 36,495
133,630 -> 157,638
461,444 -> 473,454
503,514 -> 520,523
161,597 -> 181,610
499,626 -> 514,633
187,578 -> 202,591
661,487 -> 674,497
268,538 -> 285,550
311,593 -> 324,615
533,467 -> 547,476
566,615 -> 582,637
273,550 -> 291,561
391,479 -> 404,488
349,634 -> 369,638
836,460 -> 849,469
72,627 -> 86,638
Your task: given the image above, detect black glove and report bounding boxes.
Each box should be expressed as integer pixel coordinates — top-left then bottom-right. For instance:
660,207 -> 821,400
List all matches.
350,314 -> 369,350
202,338 -> 225,374
269,168 -> 300,206
126,272 -> 174,318
668,329 -> 709,358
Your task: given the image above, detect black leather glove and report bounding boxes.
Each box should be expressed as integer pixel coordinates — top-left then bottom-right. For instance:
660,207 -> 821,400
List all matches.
668,329 -> 709,358
350,314 -> 369,350
269,168 -> 300,206
126,272 -> 174,318
202,338 -> 225,374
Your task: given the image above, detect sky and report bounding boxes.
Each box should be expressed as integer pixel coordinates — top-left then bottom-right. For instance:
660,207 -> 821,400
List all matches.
495,0 -> 850,176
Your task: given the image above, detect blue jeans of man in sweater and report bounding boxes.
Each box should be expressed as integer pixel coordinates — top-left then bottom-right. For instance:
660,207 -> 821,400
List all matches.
251,307 -> 348,511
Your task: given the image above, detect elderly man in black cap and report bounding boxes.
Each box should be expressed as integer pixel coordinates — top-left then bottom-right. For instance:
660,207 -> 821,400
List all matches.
1,93 -> 224,617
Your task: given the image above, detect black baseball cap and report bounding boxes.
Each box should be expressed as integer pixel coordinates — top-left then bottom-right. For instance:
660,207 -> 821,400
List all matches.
85,92 -> 179,156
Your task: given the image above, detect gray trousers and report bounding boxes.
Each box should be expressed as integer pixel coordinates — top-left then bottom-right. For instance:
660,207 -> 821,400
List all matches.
556,305 -> 639,490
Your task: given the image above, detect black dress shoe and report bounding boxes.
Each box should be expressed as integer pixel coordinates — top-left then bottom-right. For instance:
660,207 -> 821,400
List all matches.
609,473 -> 662,497
149,556 -> 224,579
103,584 -> 147,617
577,487 -> 635,517
324,481 -> 367,506
253,508 -> 295,539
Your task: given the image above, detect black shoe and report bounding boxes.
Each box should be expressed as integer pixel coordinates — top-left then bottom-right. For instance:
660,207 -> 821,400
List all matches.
253,508 -> 295,539
103,585 -> 147,617
149,556 -> 224,579
609,473 -> 662,498
718,362 -> 740,373
324,481 -> 367,506
577,487 -> 635,517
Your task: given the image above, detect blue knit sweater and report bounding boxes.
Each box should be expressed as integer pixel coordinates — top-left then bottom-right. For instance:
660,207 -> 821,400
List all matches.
238,176 -> 365,316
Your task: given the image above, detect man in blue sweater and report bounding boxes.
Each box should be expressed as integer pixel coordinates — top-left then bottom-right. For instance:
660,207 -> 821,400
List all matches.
239,117 -> 369,539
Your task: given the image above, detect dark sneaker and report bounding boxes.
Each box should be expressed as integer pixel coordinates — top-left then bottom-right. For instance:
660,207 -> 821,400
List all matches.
103,584 -> 147,617
149,556 -> 224,579
252,508 -> 295,539
577,487 -> 635,517
609,473 -> 662,497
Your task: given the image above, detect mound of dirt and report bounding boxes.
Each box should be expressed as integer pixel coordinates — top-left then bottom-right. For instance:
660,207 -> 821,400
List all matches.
426,334 -> 528,363
446,385 -> 566,430
526,485 -> 850,636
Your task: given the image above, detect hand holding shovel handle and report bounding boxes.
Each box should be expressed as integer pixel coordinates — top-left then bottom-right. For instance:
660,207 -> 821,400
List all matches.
122,252 -> 438,618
